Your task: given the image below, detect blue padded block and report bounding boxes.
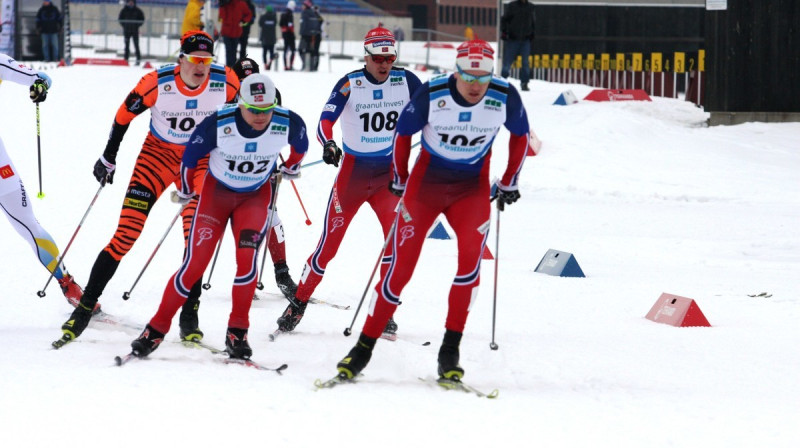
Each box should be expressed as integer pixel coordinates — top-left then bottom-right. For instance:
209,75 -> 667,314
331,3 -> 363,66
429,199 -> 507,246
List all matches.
534,249 -> 585,277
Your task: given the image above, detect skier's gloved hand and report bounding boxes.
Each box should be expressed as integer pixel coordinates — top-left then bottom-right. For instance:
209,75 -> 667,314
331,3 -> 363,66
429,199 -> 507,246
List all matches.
93,156 -> 116,185
494,184 -> 520,211
388,180 -> 405,198
322,140 -> 342,167
29,73 -> 51,103
171,190 -> 196,205
279,163 -> 301,180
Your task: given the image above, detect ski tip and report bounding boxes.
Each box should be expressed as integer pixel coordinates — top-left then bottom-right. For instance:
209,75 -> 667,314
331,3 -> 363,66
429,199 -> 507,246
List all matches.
114,356 -> 123,366
422,341 -> 431,346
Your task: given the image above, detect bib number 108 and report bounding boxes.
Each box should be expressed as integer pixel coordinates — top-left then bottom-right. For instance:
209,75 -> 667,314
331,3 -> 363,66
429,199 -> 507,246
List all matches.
359,111 -> 398,132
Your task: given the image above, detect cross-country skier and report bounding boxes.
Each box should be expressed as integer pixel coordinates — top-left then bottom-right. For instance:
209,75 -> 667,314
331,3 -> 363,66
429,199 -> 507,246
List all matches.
274,27 -> 422,338
128,73 -> 307,359
335,39 -> 530,381
57,31 -> 240,345
0,54 -> 83,303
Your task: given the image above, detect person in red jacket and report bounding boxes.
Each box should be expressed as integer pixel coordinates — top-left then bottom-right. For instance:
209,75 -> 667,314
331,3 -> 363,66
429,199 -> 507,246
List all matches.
219,0 -> 253,67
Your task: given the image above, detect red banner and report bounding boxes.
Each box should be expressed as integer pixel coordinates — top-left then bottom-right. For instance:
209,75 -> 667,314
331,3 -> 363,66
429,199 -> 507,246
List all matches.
583,89 -> 652,102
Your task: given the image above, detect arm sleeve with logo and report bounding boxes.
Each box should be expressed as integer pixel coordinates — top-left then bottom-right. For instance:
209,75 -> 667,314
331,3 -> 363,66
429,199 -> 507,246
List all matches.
391,82 -> 430,186
500,84 -> 530,190
316,75 -> 350,145
179,113 -> 218,194
103,71 -> 159,162
283,110 -> 309,170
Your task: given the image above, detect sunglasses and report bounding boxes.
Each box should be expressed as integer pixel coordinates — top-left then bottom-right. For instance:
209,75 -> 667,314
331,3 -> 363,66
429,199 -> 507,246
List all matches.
181,53 -> 214,65
370,55 -> 396,64
241,100 -> 277,115
456,65 -> 492,84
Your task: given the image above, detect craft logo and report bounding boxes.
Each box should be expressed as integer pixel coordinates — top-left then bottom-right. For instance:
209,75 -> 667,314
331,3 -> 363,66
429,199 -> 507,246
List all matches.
458,112 -> 472,122
186,99 -> 198,109
245,142 -> 257,153
0,164 -> 14,179
373,89 -> 383,100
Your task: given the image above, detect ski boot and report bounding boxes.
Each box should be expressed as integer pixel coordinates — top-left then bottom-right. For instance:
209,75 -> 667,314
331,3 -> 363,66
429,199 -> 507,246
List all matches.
225,327 -> 252,360
336,333 -> 377,379
131,325 -> 165,358
60,302 -> 95,341
276,297 -> 308,332
179,298 -> 204,342
437,329 -> 465,381
274,262 -> 298,300
58,274 -> 101,314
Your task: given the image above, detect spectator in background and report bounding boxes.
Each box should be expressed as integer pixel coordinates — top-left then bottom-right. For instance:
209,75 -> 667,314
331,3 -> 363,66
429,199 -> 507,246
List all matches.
182,0 -> 205,35
500,0 -> 535,91
238,0 -> 257,61
119,0 -> 145,65
299,1 -> 323,72
393,25 -> 405,42
464,22 -> 474,40
219,0 -> 253,67
280,1 -> 297,70
259,5 -> 278,70
36,0 -> 62,62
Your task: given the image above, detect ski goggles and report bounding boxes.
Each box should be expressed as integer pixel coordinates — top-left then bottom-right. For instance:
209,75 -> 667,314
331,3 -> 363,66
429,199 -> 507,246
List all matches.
241,100 -> 277,115
181,53 -> 214,65
456,65 -> 492,84
370,54 -> 397,64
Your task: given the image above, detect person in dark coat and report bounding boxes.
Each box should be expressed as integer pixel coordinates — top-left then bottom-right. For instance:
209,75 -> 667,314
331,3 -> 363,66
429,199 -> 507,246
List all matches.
119,0 -> 145,64
36,0 -> 62,62
500,0 -> 535,91
259,6 -> 278,70
279,1 -> 296,70
238,0 -> 257,61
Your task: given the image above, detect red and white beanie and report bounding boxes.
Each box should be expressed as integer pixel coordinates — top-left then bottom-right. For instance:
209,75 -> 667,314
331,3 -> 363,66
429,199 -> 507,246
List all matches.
456,39 -> 494,73
363,27 -> 397,56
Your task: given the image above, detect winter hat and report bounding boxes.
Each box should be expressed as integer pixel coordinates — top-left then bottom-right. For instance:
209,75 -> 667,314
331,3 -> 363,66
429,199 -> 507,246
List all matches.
180,30 -> 214,56
238,73 -> 277,106
233,57 -> 260,82
363,27 -> 397,56
455,39 -> 494,73
303,0 -> 312,7
287,1 -> 296,9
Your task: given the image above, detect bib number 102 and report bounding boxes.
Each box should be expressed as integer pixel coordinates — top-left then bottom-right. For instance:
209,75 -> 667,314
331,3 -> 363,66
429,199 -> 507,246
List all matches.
225,159 -> 273,174
359,111 -> 398,132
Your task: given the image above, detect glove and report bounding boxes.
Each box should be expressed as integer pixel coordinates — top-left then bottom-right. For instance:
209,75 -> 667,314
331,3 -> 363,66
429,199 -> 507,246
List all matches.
322,140 -> 342,167
171,190 -> 196,205
93,156 -> 116,185
388,180 -> 405,198
29,78 -> 49,103
494,184 -> 521,211
278,163 -> 301,180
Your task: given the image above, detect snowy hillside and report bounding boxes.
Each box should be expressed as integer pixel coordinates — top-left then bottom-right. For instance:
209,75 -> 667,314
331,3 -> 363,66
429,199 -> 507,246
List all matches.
1,50 -> 798,447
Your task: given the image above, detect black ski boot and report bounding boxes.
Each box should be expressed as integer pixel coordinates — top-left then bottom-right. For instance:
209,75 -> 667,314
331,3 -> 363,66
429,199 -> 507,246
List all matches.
225,327 -> 252,359
437,329 -> 465,380
61,302 -> 95,341
274,261 -> 298,300
337,333 -> 377,379
179,296 -> 203,342
276,297 -> 307,332
131,324 -> 165,358
383,317 -> 398,335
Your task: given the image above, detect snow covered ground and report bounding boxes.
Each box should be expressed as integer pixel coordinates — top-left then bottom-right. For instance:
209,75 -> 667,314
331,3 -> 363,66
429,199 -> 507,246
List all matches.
1,47 -> 799,447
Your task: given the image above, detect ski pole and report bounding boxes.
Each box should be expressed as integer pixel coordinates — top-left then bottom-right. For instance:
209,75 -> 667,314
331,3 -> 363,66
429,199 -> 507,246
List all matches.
122,204 -> 186,300
489,198 -> 502,351
202,233 -> 224,290
344,216 -> 398,337
256,173 -> 283,290
280,154 -> 312,226
37,183 -> 106,297
36,103 -> 44,199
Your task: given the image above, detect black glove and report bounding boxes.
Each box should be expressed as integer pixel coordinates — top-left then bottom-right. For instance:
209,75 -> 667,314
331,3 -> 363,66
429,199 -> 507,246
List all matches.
93,156 -> 116,185
494,185 -> 520,211
388,180 -> 404,198
322,140 -> 342,167
29,78 -> 48,103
